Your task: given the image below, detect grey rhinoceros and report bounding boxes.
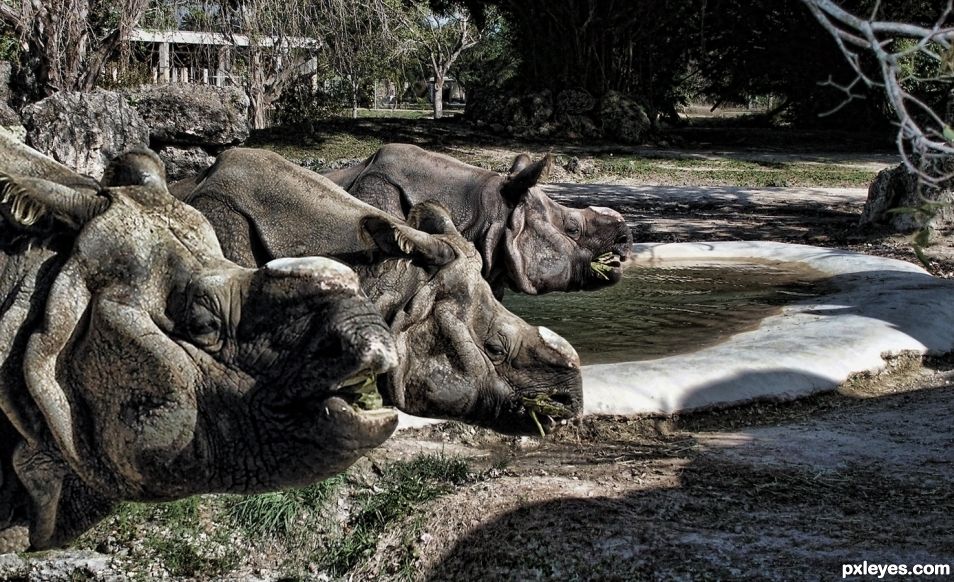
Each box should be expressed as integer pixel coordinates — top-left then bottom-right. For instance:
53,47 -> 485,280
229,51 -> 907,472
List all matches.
323,143 -> 633,295
0,148 -> 399,551
181,147 -> 583,435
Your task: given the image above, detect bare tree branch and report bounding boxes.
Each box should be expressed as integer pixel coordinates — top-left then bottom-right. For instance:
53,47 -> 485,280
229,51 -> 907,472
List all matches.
803,0 -> 954,185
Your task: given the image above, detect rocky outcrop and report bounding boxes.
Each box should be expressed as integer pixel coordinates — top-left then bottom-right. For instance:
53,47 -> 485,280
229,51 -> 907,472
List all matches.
599,90 -> 651,144
21,90 -> 149,180
122,84 -> 249,147
860,159 -> 954,233
0,61 -> 22,133
466,87 -> 651,143
120,84 -> 249,180
156,144 -> 215,180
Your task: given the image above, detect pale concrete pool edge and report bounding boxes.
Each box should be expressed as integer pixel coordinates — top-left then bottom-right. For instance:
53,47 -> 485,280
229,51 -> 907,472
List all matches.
398,241 -> 954,428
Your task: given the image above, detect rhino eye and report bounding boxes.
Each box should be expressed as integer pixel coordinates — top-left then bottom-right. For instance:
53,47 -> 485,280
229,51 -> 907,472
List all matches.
565,219 -> 582,240
485,337 -> 508,363
186,304 -> 223,351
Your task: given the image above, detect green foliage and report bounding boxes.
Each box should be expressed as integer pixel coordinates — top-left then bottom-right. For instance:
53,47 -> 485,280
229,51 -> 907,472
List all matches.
317,454 -> 472,577
273,75 -> 348,128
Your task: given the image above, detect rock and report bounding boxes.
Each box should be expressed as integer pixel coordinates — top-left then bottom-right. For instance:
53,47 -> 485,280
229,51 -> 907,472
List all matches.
22,90 -> 149,180
0,550 -> 121,582
157,145 -> 215,181
860,160 -> 954,232
564,156 -> 597,176
0,102 -> 19,126
122,84 -> 250,147
599,90 -> 651,143
0,61 -> 11,102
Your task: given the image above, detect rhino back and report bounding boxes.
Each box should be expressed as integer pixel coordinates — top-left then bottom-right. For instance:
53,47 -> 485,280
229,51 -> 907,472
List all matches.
186,148 -> 398,266
344,144 -> 504,237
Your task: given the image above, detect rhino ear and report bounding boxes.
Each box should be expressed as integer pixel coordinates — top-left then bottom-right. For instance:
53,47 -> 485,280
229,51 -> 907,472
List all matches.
362,215 -> 456,267
101,148 -> 167,188
406,200 -> 458,236
502,153 -> 551,203
0,173 -> 109,232
508,153 -> 532,176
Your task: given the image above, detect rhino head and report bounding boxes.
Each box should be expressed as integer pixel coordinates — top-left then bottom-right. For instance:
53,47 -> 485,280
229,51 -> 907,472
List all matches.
1,149 -> 398,549
361,202 -> 583,435
497,154 -> 633,294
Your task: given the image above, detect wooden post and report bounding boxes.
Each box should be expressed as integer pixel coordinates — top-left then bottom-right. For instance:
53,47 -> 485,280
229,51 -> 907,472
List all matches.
159,42 -> 170,83
216,46 -> 230,87
202,68 -> 209,84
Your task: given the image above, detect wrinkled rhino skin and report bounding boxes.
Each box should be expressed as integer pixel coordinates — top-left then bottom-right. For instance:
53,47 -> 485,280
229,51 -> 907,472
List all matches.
182,148 -> 583,436
0,148 -> 398,551
324,143 -> 633,295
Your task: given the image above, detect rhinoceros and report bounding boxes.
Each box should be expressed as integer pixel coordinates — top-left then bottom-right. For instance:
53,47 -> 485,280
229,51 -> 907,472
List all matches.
181,147 -> 583,435
0,148 -> 399,551
323,143 -> 633,295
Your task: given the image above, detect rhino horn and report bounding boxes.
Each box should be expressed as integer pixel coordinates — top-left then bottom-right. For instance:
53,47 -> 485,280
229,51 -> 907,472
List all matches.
502,153 -> 552,203
0,173 -> 109,231
362,216 -> 455,267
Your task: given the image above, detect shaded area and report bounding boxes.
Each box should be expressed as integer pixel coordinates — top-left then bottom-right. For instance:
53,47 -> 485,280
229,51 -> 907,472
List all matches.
421,383 -> 954,581
503,260 -> 830,365
544,183 -> 867,245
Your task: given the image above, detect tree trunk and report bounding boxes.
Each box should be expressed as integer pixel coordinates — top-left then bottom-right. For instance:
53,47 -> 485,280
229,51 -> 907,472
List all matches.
352,80 -> 359,119
433,75 -> 444,119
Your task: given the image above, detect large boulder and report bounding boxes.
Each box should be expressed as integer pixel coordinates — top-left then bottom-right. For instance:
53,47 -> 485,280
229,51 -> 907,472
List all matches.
860,159 -> 954,233
122,84 -> 250,147
466,87 -> 650,143
156,144 -> 215,181
599,90 -> 651,144
21,90 -> 149,180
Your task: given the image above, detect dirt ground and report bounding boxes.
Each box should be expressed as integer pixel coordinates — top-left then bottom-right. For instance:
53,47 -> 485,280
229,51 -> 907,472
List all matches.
359,359 -> 954,581
350,165 -> 954,580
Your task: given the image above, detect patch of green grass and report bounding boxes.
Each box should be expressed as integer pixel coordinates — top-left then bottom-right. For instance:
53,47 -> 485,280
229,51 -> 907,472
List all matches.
226,475 -> 345,539
317,454 -> 472,577
255,131 -> 384,165
591,156 -> 877,187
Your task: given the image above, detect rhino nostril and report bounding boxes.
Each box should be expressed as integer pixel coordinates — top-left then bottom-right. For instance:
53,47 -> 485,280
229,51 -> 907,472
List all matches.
549,393 -> 576,410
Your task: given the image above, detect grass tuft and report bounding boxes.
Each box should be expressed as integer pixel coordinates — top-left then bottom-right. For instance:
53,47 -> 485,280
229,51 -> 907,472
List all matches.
317,454 -> 472,577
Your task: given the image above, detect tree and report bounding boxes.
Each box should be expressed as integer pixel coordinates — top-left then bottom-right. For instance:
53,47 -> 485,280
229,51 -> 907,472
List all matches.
204,0 -> 322,129
398,1 -> 484,119
801,0 -> 954,183
317,0 -> 401,118
0,0 -> 149,99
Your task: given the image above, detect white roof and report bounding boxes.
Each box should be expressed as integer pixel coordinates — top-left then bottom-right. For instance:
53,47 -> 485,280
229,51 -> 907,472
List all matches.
127,28 -> 320,49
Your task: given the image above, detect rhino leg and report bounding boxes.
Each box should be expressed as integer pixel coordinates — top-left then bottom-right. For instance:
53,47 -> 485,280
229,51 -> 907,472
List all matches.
12,442 -> 68,549
351,174 -> 409,218
12,444 -> 114,550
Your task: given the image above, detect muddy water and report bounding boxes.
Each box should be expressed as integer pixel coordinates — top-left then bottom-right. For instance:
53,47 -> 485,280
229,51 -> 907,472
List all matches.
503,259 -> 831,365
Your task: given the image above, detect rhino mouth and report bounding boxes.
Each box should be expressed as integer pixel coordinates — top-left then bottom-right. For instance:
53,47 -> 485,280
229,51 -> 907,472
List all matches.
589,251 -> 623,283
521,393 -> 577,437
333,369 -> 390,412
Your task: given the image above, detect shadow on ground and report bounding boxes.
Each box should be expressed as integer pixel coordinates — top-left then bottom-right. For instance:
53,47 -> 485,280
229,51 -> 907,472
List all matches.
420,385 -> 954,581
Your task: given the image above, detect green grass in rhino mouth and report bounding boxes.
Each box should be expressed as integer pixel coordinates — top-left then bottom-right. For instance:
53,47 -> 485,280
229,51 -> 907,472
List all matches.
337,371 -> 385,411
522,393 -> 575,438
590,252 -> 619,280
